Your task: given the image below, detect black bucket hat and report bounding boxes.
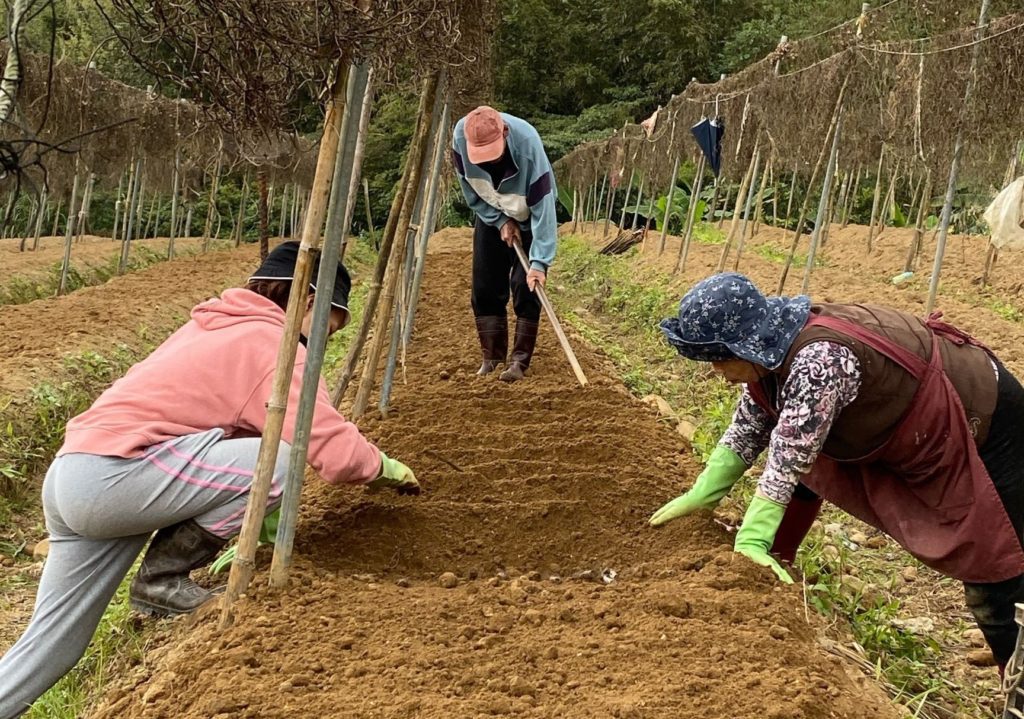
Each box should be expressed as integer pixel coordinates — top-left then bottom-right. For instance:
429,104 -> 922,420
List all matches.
249,241 -> 351,315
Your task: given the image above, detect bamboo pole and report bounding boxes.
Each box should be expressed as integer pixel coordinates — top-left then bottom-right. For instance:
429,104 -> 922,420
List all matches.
350,74 -> 439,421
676,154 -> 706,273
363,179 -> 376,249
31,187 -> 46,250
118,160 -> 136,246
233,173 -> 251,247
57,170 -> 81,296
752,154 -> 771,236
331,161 -> 410,407
201,150 -> 224,252
801,103 -> 845,294
220,63 -> 354,626
19,198 -> 36,251
717,186 -> 731,229
51,197 -> 62,239
658,155 -> 681,255
926,0 -> 990,313
269,62 -> 369,588
717,138 -> 759,272
119,157 -> 143,274
777,80 -> 846,293
833,170 -> 850,224
784,162 -> 798,226
596,172 -> 608,225
841,164 -> 861,228
258,171 -> 270,261
867,144 -> 886,248
404,100 -> 450,345
168,149 -> 181,258
339,68 -> 375,262
278,184 -> 290,238
602,178 -> 616,239
631,174 -> 646,230
982,244 -> 998,287
617,169 -> 636,230
904,170 -> 932,273
731,146 -> 763,271
183,204 -> 193,243
873,161 -> 900,247
76,173 -> 95,242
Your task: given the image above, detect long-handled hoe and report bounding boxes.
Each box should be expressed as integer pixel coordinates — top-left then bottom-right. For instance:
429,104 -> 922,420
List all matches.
511,238 -> 588,387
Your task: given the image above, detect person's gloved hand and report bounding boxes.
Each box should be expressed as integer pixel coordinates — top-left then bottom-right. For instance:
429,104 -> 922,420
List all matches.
649,446 -> 747,527
734,495 -> 793,584
209,507 -> 280,575
367,452 -> 421,496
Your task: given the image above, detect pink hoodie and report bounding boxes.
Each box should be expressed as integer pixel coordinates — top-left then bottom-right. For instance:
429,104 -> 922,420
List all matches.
60,288 -> 381,485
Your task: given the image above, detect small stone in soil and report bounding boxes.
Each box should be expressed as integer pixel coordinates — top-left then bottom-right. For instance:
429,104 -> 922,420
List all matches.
439,572 -> 459,589
769,625 -> 791,640
901,566 -> 919,582
396,577 -> 411,588
966,649 -> 996,667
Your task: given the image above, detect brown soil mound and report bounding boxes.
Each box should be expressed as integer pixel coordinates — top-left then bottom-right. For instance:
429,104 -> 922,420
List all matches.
90,233 -> 899,719
0,244 -> 262,397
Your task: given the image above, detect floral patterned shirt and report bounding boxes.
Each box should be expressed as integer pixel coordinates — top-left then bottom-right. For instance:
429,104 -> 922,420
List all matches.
720,341 -> 862,505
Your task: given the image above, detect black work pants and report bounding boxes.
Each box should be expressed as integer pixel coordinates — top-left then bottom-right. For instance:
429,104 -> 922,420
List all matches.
964,362 -> 1024,668
471,217 -> 541,322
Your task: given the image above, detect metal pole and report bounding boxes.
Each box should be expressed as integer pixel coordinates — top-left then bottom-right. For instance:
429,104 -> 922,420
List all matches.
802,105 -> 845,294
926,0 -> 990,313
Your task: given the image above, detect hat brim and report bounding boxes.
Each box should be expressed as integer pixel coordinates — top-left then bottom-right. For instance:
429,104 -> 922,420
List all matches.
248,275 -> 350,313
467,136 -> 506,164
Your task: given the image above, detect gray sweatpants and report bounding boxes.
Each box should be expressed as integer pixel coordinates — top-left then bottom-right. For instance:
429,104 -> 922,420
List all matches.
0,429 -> 289,718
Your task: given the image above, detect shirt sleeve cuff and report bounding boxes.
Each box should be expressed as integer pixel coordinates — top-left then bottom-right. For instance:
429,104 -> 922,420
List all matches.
529,260 -> 548,272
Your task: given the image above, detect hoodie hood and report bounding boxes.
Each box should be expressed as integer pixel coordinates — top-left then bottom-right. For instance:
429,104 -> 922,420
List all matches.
191,288 -> 287,332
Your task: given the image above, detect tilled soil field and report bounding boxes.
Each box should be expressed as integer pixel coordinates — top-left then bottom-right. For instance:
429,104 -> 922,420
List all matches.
89,231 -> 901,719
0,243 -> 262,397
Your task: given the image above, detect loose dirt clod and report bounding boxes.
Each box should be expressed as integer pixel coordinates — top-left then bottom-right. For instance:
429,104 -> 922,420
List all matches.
439,572 -> 459,589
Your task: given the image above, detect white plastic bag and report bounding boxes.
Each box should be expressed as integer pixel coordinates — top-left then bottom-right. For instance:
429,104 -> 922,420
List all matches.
983,177 -> 1024,250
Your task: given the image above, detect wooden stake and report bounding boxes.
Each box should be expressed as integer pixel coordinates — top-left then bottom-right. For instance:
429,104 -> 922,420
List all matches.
801,101 -> 845,294
602,179 -> 615,239
841,164 -> 861,228
350,74 -> 439,420
776,82 -> 845,293
119,157 -> 143,274
58,170 -> 81,295
220,61 -> 354,626
168,149 -> 181,258
867,144 -> 886,248
731,146 -> 763,271
617,169 -> 636,230
76,173 -> 95,242
231,173 -> 249,247
278,184 -> 290,238
201,149 -> 224,252
658,154 -> 681,255
363,179 -> 376,249
904,170 -> 932,273
717,138 -> 759,272
752,154 -> 771,236
676,154 -> 706,273
784,162 -> 798,227
257,171 -> 269,261
926,0 -> 990,313
631,174 -> 646,230
31,186 -> 46,250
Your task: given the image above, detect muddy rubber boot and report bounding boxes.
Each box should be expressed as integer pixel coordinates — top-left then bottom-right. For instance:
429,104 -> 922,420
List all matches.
500,318 -> 539,383
475,315 -> 508,376
129,520 -> 228,617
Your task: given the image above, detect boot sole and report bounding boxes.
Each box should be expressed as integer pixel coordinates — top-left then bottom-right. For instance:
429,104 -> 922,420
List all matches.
129,594 -> 217,617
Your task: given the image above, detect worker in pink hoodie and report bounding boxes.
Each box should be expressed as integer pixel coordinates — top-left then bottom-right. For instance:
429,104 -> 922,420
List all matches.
0,242 -> 419,718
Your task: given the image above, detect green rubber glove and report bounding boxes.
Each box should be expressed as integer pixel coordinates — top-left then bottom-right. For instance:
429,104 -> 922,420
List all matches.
209,507 -> 281,575
649,445 -> 747,527
734,495 -> 793,584
366,452 -> 421,496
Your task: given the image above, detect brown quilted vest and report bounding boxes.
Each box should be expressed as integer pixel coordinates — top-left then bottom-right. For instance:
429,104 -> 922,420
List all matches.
762,303 -> 997,460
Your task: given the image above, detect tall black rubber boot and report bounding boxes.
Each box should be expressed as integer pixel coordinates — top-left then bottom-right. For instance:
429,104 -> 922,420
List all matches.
475,315 -> 508,376
500,318 -> 539,383
129,520 -> 228,616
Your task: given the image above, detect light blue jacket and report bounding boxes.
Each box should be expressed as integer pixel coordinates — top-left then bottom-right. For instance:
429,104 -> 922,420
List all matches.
452,113 -> 558,271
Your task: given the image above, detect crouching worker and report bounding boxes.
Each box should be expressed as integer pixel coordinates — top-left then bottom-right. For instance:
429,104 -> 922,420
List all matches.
650,272 -> 1024,676
0,242 -> 419,718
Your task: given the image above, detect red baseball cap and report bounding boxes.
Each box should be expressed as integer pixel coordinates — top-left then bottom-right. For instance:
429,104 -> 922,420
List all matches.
465,106 -> 507,164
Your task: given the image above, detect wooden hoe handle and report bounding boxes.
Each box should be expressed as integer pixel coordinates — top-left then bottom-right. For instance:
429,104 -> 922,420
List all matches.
512,239 -> 588,387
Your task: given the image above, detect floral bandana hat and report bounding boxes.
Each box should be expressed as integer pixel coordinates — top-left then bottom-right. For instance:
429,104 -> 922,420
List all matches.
658,273 -> 811,370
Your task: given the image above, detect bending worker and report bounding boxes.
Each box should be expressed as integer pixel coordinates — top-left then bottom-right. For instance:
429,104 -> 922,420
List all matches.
453,105 -> 558,382
650,272 -> 1024,675
0,242 -> 420,718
